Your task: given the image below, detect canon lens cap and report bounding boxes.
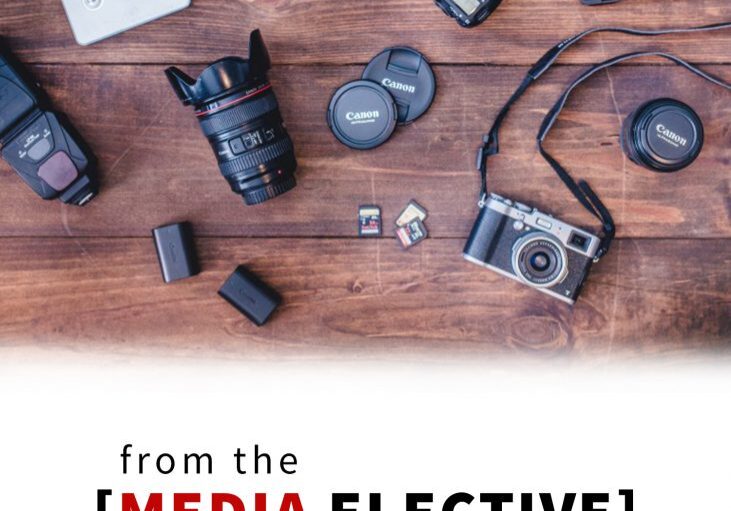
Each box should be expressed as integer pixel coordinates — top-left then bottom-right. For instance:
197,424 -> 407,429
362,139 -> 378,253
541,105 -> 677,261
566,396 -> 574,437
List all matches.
362,47 -> 436,125
327,80 -> 398,150
621,98 -> 704,173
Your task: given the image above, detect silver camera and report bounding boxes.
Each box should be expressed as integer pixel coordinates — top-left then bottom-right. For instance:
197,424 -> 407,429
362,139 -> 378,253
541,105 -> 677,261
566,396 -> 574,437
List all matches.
463,194 -> 602,304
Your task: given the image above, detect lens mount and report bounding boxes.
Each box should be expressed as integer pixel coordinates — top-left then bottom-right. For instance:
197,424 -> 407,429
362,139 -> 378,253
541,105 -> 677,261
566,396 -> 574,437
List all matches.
512,233 -> 568,288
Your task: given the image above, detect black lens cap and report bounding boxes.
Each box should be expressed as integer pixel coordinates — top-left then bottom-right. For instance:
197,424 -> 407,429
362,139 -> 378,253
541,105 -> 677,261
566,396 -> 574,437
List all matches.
622,98 -> 704,173
362,47 -> 436,125
327,80 -> 398,150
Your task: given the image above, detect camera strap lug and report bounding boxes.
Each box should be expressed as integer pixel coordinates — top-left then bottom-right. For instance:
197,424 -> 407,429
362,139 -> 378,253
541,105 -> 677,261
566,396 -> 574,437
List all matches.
478,193 -> 488,209
476,134 -> 496,173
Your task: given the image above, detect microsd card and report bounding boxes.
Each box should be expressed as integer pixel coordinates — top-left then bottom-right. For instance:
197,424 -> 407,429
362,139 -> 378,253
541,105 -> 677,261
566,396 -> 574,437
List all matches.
359,205 -> 382,237
396,200 -> 428,227
395,218 -> 427,249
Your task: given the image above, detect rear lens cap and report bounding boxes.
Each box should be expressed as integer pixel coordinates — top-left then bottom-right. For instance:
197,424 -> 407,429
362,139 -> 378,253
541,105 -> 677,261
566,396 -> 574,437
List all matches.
621,98 -> 704,173
362,46 -> 436,125
327,80 -> 398,150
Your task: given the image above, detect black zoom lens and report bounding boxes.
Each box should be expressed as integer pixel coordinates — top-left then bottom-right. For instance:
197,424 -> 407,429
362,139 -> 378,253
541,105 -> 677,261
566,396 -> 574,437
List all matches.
165,30 -> 297,205
197,84 -> 297,205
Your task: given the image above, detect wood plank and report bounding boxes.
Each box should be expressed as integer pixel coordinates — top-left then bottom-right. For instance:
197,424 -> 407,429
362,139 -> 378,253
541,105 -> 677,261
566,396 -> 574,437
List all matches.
2,0 -> 731,65
0,237 -> 727,357
1,64 -> 729,238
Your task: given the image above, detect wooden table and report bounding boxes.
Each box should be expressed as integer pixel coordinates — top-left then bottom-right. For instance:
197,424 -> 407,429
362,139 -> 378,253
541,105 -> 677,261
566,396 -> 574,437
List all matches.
1,0 -> 729,359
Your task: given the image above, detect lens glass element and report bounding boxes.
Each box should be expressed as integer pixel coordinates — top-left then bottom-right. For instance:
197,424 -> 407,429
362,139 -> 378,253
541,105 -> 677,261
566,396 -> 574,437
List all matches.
530,252 -> 551,273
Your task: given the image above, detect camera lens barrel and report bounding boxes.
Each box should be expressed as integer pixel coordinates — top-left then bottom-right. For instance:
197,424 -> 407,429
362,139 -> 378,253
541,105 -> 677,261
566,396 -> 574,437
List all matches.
165,30 -> 297,206
196,84 -> 297,205
621,98 -> 704,173
512,234 -> 568,288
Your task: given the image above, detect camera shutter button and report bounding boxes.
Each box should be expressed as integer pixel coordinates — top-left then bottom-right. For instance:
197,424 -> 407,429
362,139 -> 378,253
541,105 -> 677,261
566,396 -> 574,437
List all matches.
513,220 -> 525,231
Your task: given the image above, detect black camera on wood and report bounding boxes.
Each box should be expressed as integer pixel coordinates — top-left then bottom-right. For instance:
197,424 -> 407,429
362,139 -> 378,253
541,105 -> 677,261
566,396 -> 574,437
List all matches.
463,194 -> 603,304
434,0 -> 503,27
165,30 -> 297,206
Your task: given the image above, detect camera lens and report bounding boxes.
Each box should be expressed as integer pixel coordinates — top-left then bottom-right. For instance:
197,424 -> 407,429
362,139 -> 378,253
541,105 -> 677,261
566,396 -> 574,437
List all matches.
512,233 -> 568,288
621,98 -> 704,173
529,252 -> 551,272
197,84 -> 297,205
165,30 -> 297,206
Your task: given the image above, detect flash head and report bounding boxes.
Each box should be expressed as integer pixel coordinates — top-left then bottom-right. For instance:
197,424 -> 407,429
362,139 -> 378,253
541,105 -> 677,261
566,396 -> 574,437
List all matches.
0,46 -> 97,206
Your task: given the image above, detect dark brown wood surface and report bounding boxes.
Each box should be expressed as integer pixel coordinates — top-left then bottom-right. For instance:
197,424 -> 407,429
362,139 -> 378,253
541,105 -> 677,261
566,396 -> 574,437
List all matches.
0,0 -> 729,358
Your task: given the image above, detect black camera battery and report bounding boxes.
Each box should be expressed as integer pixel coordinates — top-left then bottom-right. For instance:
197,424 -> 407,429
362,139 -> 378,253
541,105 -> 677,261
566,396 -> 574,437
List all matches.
218,266 -> 282,326
152,222 -> 200,283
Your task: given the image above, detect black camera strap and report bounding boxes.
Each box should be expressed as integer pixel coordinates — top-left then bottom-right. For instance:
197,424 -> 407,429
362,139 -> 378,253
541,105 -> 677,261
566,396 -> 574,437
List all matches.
475,21 -> 731,258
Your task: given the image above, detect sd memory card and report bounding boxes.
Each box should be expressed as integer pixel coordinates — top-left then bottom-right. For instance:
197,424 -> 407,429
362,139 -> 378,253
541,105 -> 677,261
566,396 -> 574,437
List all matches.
395,218 -> 428,249
359,205 -> 382,237
396,200 -> 428,227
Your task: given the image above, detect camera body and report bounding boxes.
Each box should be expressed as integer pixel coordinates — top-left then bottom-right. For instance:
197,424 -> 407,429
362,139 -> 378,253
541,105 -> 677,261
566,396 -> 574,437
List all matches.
434,0 -> 503,27
463,194 -> 602,304
0,48 -> 97,206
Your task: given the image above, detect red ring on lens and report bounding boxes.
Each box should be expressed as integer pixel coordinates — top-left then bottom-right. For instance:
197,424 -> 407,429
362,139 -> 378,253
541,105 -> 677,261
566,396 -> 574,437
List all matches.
195,83 -> 272,117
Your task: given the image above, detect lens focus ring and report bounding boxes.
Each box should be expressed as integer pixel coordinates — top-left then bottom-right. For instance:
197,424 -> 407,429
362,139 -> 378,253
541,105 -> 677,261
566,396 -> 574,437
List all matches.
198,92 -> 280,137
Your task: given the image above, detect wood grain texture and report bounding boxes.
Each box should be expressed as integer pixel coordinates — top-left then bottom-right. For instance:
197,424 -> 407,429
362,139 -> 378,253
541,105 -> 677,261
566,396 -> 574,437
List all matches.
0,64 -> 729,238
0,238 -> 728,358
2,0 -> 731,65
0,0 -> 729,356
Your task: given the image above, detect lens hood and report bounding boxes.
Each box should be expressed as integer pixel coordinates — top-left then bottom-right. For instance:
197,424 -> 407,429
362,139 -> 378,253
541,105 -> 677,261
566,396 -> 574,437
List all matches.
165,29 -> 271,106
621,98 -> 704,173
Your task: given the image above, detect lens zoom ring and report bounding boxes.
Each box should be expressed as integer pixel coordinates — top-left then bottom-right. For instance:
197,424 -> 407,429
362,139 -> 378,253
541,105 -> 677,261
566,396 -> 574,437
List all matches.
199,93 -> 279,136
219,137 -> 294,177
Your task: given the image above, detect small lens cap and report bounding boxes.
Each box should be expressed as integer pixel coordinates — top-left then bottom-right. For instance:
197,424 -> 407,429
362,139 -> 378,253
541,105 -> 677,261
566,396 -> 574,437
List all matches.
624,98 -> 704,173
327,80 -> 398,150
362,47 -> 436,125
